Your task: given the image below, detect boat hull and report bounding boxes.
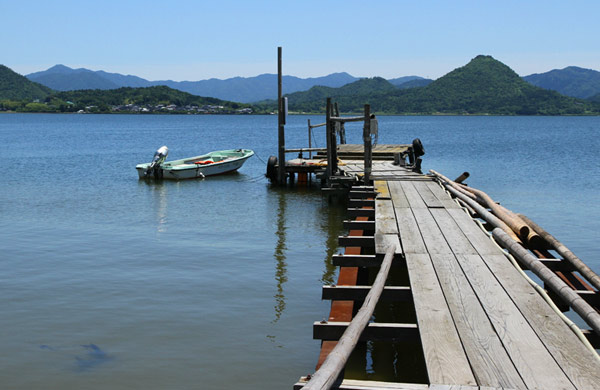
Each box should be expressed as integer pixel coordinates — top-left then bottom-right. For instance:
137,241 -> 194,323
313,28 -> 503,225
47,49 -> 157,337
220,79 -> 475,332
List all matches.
136,149 -> 254,180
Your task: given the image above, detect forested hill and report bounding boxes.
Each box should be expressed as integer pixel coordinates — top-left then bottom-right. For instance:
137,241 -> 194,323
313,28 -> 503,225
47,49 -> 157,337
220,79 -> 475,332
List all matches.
279,55 -> 599,115
0,65 -> 52,100
1,64 -> 252,113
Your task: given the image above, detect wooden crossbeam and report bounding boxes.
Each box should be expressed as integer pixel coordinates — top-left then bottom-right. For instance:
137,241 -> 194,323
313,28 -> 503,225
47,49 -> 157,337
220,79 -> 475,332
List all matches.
333,254 -> 381,267
313,321 -> 419,342
322,285 -> 412,302
538,258 -> 576,272
346,208 -> 375,217
338,236 -> 374,248
348,199 -> 375,208
348,190 -> 377,199
343,220 -> 375,230
576,290 -> 600,307
581,330 -> 600,349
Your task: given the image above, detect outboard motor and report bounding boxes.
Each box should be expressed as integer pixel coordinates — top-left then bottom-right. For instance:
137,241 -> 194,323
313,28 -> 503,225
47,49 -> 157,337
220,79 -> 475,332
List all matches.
145,145 -> 169,178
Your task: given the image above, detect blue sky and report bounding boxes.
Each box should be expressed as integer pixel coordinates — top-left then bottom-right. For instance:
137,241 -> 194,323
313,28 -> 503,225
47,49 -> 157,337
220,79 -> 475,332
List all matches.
3,0 -> 599,80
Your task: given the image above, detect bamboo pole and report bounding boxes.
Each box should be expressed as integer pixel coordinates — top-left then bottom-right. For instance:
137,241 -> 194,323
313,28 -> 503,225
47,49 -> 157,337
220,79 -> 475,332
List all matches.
301,245 -> 397,390
429,170 -> 477,200
456,184 -> 531,239
429,170 -> 539,244
440,182 -> 521,243
493,228 -> 600,336
518,214 -> 600,291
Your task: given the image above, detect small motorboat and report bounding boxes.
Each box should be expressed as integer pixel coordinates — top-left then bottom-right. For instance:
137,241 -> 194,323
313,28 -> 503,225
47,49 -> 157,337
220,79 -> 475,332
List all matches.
137,146 -> 254,180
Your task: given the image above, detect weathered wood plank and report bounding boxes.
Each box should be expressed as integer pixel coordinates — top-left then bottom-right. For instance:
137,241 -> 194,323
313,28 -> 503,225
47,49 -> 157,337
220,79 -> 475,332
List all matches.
429,208 -> 478,255
405,253 -> 476,386
388,180 -> 410,208
295,378 -> 429,390
427,253 -> 526,389
374,233 -> 402,255
400,181 -> 428,209
479,254 -> 600,389
376,199 -> 399,235
446,208 -> 499,256
454,254 -> 576,390
413,181 -> 444,208
425,181 -> 460,209
411,209 -> 453,255
374,180 -> 390,199
395,207 -> 427,254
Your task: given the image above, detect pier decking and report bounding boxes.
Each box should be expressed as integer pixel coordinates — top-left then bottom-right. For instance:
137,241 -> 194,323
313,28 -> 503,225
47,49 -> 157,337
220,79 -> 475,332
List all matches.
295,161 -> 600,390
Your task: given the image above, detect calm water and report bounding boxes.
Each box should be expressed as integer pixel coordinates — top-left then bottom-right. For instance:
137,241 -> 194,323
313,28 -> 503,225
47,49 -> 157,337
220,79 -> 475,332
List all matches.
1,114 -> 598,389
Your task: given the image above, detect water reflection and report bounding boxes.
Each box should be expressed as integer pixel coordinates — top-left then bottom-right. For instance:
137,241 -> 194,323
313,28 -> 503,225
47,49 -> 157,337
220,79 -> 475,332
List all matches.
272,190 -> 288,324
320,200 -> 346,285
139,180 -> 168,233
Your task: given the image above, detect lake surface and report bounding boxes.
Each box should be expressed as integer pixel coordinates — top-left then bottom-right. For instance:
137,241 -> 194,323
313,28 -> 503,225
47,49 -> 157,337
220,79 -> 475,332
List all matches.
1,114 -> 598,389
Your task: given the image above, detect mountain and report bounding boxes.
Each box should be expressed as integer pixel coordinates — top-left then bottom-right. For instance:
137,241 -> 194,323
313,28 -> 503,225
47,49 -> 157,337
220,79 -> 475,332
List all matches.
280,55 -> 597,115
270,77 -> 396,112
27,65 -> 359,102
388,76 -> 425,87
523,66 -> 600,99
396,78 -> 433,89
0,64 -> 53,100
26,64 -> 121,90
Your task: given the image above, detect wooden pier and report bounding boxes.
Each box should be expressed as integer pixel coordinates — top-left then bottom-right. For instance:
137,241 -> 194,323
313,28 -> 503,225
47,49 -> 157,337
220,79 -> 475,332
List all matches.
294,162 -> 600,389
269,52 -> 600,388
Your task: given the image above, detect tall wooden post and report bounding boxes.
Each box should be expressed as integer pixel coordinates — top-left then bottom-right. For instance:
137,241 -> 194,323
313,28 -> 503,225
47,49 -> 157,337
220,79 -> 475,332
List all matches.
363,104 -> 372,185
277,46 -> 286,185
325,98 -> 332,183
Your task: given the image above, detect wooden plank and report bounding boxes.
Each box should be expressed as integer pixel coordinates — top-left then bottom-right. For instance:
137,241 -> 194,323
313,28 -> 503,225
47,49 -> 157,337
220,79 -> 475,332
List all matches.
413,181 -> 444,208
411,209 -> 453,255
401,181 -> 428,209
454,254 -> 576,389
446,208 -> 499,255
479,254 -> 600,389
405,253 -> 476,386
429,208 -> 478,255
425,181 -> 460,209
374,233 -> 402,255
427,253 -> 526,389
374,180 -> 390,199
322,285 -> 412,302
294,378 -> 429,390
313,321 -> 419,342
332,254 -> 380,267
395,207 -> 427,255
388,180 -> 409,208
375,199 -> 399,234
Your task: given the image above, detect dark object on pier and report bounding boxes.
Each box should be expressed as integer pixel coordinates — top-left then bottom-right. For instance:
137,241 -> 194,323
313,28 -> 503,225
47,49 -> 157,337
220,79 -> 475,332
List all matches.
266,156 -> 278,183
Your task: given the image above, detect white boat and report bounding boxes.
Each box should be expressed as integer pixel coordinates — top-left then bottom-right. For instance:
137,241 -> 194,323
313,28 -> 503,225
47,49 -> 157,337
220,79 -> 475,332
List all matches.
136,147 -> 254,180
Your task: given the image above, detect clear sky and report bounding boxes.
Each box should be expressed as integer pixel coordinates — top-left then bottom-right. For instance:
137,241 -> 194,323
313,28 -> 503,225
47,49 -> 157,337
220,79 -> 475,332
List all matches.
2,0 -> 599,81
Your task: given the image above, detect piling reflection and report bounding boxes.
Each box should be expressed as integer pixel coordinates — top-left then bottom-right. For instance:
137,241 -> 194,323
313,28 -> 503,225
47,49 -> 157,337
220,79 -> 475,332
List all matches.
272,190 -> 288,324
320,200 -> 346,285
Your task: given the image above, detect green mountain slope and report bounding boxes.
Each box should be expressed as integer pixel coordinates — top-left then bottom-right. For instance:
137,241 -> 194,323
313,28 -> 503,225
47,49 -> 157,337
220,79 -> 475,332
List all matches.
53,86 -> 241,108
523,66 -> 600,99
0,65 -> 53,100
284,55 -> 597,115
